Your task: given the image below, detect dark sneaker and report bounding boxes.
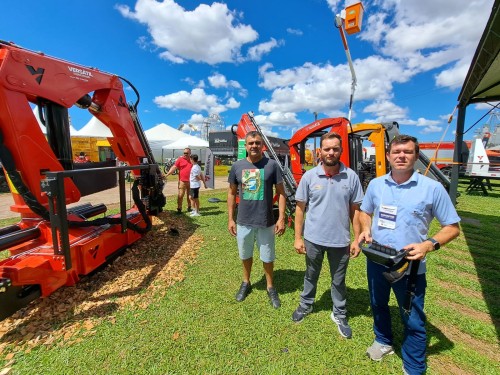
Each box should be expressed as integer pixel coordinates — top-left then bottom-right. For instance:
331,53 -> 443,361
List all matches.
267,287 -> 281,309
292,304 -> 313,323
235,282 -> 251,302
187,206 -> 192,212
366,340 -> 394,361
331,313 -> 352,339
176,208 -> 182,214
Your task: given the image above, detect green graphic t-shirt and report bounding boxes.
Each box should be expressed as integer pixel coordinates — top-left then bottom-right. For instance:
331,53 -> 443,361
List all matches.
228,157 -> 283,227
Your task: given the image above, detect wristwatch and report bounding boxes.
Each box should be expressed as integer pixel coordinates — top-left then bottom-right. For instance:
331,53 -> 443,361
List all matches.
426,238 -> 440,251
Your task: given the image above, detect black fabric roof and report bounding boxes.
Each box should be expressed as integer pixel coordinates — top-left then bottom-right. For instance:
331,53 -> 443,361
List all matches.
458,0 -> 500,105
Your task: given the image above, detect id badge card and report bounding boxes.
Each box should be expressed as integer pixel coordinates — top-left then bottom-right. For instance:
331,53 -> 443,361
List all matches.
378,204 -> 397,229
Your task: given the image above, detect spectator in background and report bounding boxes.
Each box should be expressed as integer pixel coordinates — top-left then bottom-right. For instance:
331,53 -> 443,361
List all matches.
165,148 -> 193,214
74,152 -> 90,163
189,154 -> 206,217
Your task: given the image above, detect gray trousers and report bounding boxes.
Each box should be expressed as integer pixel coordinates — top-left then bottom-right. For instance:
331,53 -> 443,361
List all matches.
299,239 -> 350,318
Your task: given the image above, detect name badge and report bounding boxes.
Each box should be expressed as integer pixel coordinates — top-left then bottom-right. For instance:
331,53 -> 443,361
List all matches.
378,204 -> 397,229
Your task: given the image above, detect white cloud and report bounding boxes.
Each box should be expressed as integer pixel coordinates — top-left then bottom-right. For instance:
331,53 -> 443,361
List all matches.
153,88 -> 240,113
254,112 -> 300,126
246,38 -> 283,61
257,56 -> 410,116
359,0 -> 493,89
208,73 -> 247,97
116,0 -> 258,64
286,28 -> 303,36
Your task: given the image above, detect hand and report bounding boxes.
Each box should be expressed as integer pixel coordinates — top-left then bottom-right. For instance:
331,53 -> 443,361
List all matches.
275,218 -> 285,236
405,241 -> 432,261
228,219 -> 237,237
294,238 -> 306,254
357,230 -> 372,246
349,242 -> 361,258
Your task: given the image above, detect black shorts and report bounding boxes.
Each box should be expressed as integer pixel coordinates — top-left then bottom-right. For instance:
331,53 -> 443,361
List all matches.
189,187 -> 200,199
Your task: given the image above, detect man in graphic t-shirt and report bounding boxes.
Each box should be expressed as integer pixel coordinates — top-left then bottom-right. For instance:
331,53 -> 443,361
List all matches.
228,131 -> 286,309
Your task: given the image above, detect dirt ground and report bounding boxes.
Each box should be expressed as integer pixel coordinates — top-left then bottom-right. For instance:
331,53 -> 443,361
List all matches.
0,175 -> 228,220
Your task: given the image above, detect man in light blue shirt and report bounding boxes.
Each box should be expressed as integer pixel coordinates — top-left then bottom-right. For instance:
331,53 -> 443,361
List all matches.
358,135 -> 460,375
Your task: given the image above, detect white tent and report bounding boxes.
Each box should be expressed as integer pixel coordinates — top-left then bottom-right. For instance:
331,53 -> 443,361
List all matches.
144,123 -> 192,162
76,116 -> 112,137
162,136 -> 209,150
162,135 -> 209,160
144,123 -> 188,141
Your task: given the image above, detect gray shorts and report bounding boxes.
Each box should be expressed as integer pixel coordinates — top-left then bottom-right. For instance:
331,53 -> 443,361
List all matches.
236,224 -> 276,263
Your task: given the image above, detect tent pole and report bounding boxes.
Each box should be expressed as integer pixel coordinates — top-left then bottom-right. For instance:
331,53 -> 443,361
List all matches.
450,104 -> 466,205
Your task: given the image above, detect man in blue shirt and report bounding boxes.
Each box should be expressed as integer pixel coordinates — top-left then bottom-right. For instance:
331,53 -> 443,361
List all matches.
358,135 -> 460,375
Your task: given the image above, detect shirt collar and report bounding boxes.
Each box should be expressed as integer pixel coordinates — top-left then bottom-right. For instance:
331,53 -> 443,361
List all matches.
315,162 -> 347,177
385,170 -> 419,186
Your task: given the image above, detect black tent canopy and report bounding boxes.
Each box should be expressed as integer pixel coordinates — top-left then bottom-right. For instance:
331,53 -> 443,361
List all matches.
450,0 -> 500,203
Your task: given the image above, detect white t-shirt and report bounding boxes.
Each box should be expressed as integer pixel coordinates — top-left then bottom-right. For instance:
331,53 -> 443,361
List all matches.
190,164 -> 202,188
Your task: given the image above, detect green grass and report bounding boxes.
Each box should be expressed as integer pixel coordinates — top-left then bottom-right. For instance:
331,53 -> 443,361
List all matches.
1,179 -> 499,374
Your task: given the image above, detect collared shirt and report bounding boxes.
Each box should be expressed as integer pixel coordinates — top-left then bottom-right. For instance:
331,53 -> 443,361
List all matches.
360,171 -> 461,273
175,157 -> 193,182
295,162 -> 364,247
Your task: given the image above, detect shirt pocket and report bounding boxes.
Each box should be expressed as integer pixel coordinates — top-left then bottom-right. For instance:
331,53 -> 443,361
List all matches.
403,202 -> 431,235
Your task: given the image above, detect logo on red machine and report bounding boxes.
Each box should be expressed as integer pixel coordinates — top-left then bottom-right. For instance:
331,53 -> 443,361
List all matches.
26,65 -> 45,84
118,96 -> 127,108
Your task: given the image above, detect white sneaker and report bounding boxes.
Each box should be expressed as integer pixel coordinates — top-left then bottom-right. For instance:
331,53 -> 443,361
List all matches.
189,211 -> 197,216
191,212 -> 201,217
366,340 -> 394,361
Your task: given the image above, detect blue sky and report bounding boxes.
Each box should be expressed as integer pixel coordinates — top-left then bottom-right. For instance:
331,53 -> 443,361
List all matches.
1,0 -> 497,142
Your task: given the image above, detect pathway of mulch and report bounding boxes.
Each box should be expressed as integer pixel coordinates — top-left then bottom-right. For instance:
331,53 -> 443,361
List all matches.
0,212 -> 200,363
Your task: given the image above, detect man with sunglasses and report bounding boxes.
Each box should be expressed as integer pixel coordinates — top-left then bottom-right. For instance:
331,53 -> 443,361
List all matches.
228,132 -> 286,309
165,148 -> 193,213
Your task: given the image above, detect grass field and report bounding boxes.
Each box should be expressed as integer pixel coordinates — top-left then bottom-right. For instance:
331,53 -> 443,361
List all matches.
0,178 -> 499,374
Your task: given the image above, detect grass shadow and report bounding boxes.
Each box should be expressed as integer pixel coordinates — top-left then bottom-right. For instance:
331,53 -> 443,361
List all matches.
455,207 -> 500,342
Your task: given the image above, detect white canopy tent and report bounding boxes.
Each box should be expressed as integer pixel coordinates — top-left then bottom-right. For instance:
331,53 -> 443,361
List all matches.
162,135 -> 209,160
75,116 -> 112,137
144,123 -> 191,162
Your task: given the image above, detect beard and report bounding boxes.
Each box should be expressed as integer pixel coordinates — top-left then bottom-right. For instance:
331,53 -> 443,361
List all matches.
323,158 -> 339,166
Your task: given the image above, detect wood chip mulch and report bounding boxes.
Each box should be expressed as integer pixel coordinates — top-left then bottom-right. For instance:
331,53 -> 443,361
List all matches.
0,211 -> 201,361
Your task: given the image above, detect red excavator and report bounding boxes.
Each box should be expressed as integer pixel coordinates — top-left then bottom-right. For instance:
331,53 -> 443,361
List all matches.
0,41 -> 166,320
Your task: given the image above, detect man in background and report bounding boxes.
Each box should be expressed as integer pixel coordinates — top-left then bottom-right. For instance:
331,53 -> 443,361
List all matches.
165,148 -> 193,214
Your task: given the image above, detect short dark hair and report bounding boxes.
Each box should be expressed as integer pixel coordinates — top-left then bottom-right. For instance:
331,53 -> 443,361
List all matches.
191,154 -> 199,162
320,132 -> 342,148
388,134 -> 419,154
245,131 -> 262,141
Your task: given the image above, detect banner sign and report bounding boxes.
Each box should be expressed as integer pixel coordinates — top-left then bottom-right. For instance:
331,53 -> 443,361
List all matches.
204,148 -> 215,189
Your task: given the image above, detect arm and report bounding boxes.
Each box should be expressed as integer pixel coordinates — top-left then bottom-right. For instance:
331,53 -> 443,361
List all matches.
274,182 -> 286,236
349,203 -> 361,258
165,164 -> 178,177
294,201 -> 306,254
227,183 -> 238,236
405,223 -> 460,261
357,210 -> 373,245
197,172 -> 207,188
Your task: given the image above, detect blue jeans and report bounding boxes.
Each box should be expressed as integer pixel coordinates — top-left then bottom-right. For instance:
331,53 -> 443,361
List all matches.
367,259 -> 427,375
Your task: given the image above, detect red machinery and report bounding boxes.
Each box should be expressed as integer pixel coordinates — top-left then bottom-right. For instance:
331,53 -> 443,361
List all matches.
0,41 -> 166,320
232,113 -> 450,218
